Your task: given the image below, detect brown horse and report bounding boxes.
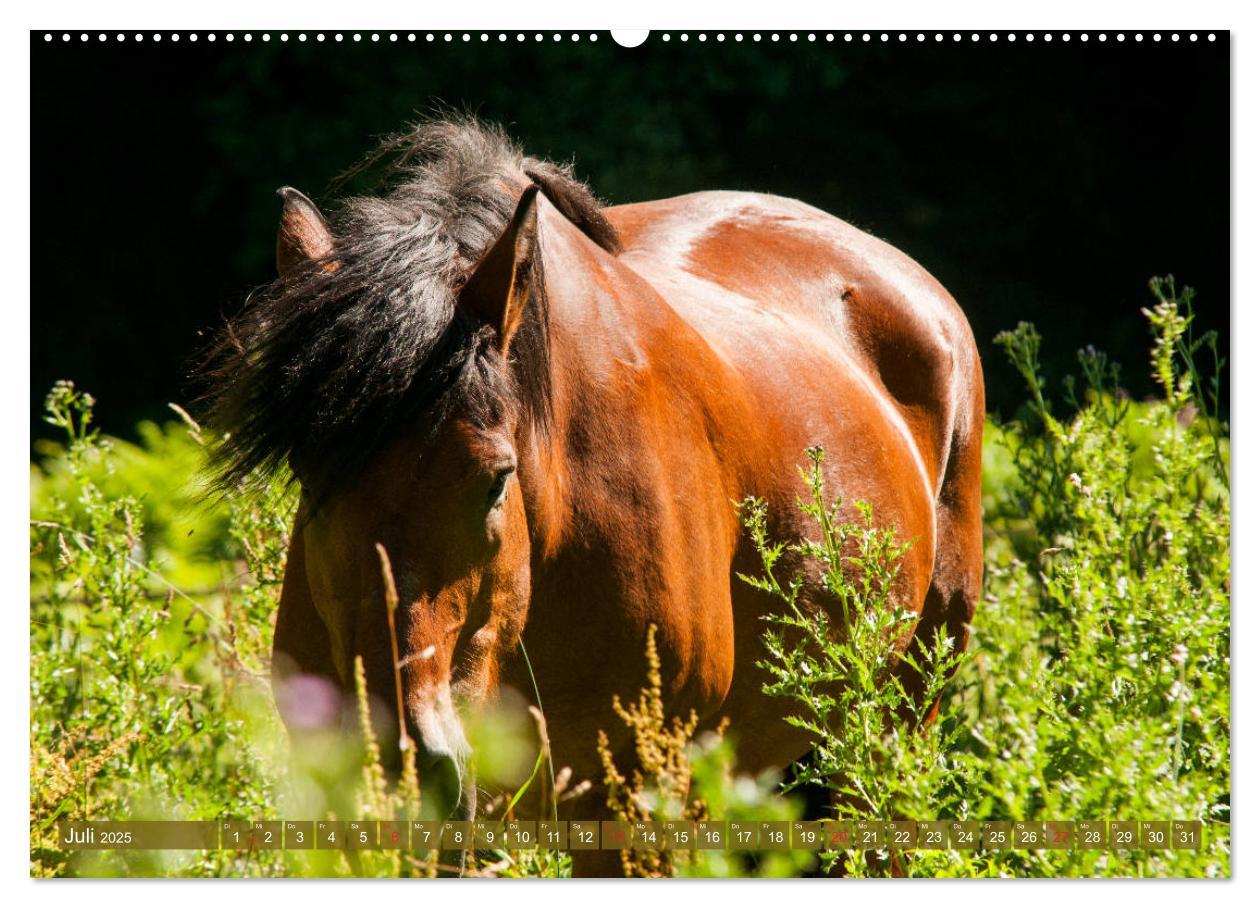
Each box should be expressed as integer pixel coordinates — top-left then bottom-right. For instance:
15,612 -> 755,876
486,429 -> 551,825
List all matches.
204,118 -> 983,875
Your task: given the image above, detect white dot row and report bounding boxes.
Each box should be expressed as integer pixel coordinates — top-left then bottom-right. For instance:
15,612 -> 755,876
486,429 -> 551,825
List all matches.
40,33 -> 604,43
42,31 -> 1219,44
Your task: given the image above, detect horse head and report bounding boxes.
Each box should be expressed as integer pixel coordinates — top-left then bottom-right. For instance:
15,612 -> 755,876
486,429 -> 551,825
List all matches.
201,119 -> 623,819
285,187 -> 540,818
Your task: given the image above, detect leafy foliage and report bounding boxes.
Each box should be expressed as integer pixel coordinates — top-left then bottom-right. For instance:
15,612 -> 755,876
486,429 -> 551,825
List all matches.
738,279 -> 1229,877
943,278 -> 1230,877
738,450 -> 968,876
29,279 -> 1229,878
30,383 -> 284,877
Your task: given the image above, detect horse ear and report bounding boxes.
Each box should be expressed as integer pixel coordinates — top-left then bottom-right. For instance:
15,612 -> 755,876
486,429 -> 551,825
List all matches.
276,187 -> 336,280
458,185 -> 540,350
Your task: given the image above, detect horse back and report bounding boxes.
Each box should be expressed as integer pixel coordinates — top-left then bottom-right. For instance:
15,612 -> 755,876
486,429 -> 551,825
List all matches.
606,190 -> 983,504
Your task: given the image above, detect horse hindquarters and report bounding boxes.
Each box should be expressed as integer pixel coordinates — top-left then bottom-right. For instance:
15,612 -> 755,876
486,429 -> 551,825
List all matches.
893,363 -> 984,724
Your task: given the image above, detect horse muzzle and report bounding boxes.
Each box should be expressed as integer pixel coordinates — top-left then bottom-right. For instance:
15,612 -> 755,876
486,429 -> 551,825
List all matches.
407,699 -> 472,820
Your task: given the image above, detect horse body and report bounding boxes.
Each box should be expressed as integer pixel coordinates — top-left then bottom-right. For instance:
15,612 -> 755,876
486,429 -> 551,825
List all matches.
209,121 -> 982,875
497,189 -> 982,786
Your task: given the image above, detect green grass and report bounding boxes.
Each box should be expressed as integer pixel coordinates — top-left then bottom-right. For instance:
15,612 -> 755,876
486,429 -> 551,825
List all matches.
29,278 -> 1229,878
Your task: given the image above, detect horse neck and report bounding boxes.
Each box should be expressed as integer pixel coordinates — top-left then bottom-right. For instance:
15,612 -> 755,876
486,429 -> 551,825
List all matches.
515,206 -> 686,558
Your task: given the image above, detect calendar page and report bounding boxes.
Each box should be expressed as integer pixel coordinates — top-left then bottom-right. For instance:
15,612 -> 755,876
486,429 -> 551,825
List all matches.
27,16 -> 1231,884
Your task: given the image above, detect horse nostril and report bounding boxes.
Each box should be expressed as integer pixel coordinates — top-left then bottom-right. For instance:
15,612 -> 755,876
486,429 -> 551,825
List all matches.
414,747 -> 463,820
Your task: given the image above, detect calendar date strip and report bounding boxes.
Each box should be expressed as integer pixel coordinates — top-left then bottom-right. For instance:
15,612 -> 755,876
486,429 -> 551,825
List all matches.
56,819 -> 1206,852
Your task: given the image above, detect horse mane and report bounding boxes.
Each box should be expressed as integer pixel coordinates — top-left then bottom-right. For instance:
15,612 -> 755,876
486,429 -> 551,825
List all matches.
199,116 -> 620,495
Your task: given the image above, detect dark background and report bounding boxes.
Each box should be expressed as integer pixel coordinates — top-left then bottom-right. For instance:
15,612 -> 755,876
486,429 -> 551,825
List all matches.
31,33 -> 1229,442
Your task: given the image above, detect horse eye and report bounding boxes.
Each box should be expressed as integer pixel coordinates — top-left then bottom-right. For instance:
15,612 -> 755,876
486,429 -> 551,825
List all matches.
487,468 -> 514,509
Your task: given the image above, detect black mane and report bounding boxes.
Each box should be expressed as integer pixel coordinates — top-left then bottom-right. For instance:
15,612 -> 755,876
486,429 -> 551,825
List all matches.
200,116 -> 620,495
